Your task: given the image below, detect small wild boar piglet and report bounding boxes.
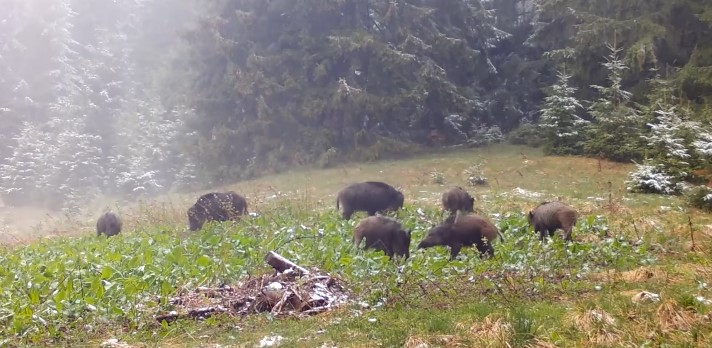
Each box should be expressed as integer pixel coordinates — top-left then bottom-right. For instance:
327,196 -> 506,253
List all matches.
527,201 -> 578,242
353,215 -> 411,260
418,212 -> 501,260
441,186 -> 475,215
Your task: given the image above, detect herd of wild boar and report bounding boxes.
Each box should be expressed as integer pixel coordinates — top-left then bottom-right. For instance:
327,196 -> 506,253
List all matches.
96,181 -> 579,260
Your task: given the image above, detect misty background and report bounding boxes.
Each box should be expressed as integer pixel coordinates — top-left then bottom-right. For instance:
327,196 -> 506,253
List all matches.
1,0 -> 711,214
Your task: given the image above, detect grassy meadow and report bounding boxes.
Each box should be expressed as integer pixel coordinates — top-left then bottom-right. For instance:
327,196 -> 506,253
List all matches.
0,144 -> 711,347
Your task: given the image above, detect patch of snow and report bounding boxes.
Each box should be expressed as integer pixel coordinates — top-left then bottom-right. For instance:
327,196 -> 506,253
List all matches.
258,335 -> 284,348
696,296 -> 712,305
100,339 -> 133,348
265,282 -> 283,291
511,187 -> 543,199
631,291 -> 660,303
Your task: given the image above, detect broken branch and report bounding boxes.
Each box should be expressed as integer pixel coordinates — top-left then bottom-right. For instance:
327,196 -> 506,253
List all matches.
264,251 -> 310,276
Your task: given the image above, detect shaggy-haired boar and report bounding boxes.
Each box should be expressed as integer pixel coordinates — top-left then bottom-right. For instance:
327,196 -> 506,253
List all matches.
527,201 -> 577,241
418,212 -> 501,260
336,181 -> 404,220
353,215 -> 411,259
188,191 -> 249,231
96,212 -> 122,237
441,186 -> 475,215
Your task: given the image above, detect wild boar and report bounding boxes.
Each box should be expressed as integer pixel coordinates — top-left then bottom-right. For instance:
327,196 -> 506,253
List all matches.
418,212 -> 501,260
441,186 -> 475,215
527,201 -> 578,241
188,191 -> 249,231
336,181 -> 404,220
353,215 -> 411,259
96,212 -> 122,237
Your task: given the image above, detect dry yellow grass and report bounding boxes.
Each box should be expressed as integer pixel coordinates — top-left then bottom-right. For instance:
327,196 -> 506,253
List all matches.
656,300 -> 697,332
455,315 -> 513,347
620,267 -> 667,283
403,334 -> 466,348
567,308 -> 622,347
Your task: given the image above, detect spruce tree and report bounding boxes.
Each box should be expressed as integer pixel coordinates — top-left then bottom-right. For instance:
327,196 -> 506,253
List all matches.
538,71 -> 586,155
584,43 -> 644,162
0,122 -> 55,206
179,0 -> 511,181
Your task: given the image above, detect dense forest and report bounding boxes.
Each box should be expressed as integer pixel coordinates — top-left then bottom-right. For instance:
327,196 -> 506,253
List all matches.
1,0 -> 712,211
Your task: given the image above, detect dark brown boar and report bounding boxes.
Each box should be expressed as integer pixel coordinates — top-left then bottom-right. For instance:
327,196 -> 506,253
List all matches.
527,201 -> 577,241
441,186 -> 475,215
418,212 -> 501,260
96,212 -> 122,237
353,215 -> 411,259
188,191 -> 249,231
336,181 -> 404,220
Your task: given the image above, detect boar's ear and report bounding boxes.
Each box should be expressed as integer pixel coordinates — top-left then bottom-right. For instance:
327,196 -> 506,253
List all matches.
407,229 -> 412,237
528,211 -> 534,218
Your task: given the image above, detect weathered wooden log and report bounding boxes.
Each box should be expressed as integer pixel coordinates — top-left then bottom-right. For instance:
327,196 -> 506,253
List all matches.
264,251 -> 310,276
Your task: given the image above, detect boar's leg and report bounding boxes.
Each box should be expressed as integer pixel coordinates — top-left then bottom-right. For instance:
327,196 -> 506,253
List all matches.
476,241 -> 494,259
563,227 -> 573,242
448,243 -> 463,260
536,226 -> 550,241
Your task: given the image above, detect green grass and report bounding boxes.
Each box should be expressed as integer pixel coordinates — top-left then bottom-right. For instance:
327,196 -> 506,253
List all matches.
1,144 -> 711,347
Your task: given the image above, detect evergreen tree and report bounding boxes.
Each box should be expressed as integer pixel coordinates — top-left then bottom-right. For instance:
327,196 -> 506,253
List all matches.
538,71 -> 586,155
584,44 -> 645,162
694,130 -> 712,158
0,122 -> 56,206
45,116 -> 104,211
179,0 -> 512,182
627,74 -> 705,196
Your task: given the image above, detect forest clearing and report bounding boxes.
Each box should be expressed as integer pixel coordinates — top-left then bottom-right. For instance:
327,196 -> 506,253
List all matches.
1,145 -> 711,347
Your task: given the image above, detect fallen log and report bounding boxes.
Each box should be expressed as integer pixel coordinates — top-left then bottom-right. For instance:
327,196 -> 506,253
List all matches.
264,251 -> 310,276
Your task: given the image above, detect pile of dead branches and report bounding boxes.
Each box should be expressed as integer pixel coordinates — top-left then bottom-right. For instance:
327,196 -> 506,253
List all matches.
155,252 -> 351,323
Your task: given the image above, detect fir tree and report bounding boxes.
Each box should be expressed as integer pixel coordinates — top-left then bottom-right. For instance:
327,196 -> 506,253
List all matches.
179,0 -> 512,181
45,116 -> 104,210
584,43 -> 644,162
538,70 -> 586,155
693,130 -> 712,158
0,122 -> 56,206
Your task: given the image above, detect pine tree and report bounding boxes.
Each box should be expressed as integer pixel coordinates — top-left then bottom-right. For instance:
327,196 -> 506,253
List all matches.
640,76 -> 699,178
45,116 -> 104,210
179,0 -> 512,181
627,73 -> 704,195
0,122 -> 56,206
538,71 -> 586,154
584,43 -> 644,162
694,130 -> 712,158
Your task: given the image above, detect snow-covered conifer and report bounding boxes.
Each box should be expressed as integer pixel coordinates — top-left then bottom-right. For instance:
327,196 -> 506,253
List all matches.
538,71 -> 587,154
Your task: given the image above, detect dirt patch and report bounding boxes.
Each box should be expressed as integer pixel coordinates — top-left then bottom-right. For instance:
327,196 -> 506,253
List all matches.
155,268 -> 350,323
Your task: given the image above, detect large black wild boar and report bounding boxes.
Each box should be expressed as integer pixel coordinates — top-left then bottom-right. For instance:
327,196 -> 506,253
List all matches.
418,212 -> 501,260
336,181 -> 404,220
441,186 -> 475,215
187,191 -> 249,231
353,215 -> 411,259
96,212 -> 122,237
527,201 -> 578,241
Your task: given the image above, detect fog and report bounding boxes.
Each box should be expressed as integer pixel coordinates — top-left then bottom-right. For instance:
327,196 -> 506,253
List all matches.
0,0 -> 205,239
